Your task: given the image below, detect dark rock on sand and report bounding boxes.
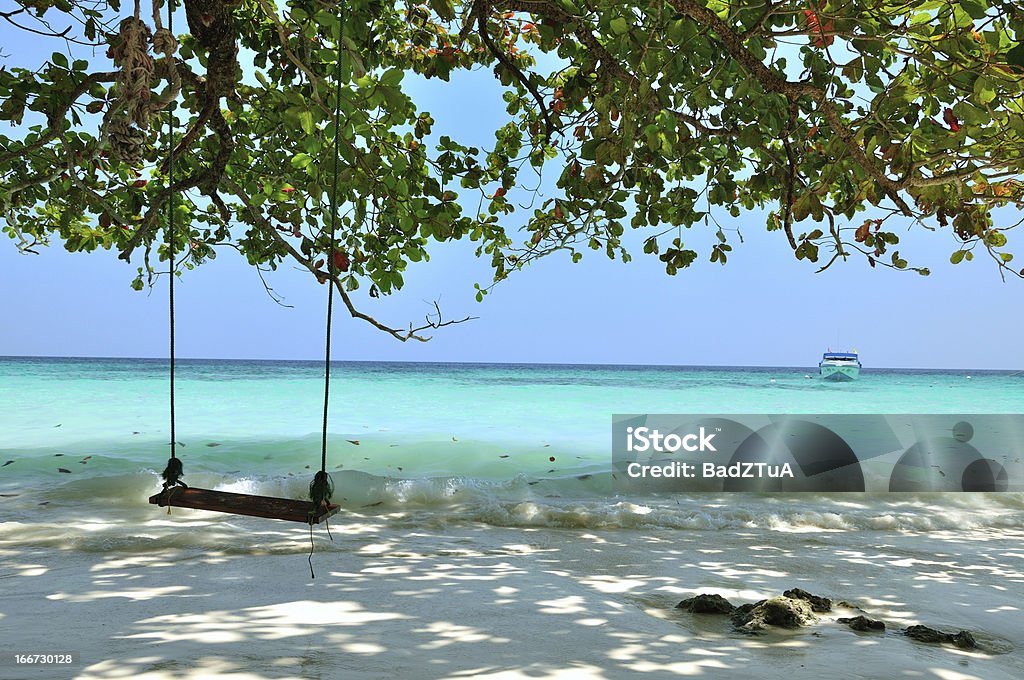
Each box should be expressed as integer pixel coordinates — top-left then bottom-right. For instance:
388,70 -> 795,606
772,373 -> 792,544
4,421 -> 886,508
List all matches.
732,596 -> 817,631
904,625 -> 977,649
904,625 -> 950,643
951,631 -> 978,649
838,615 -> 885,632
676,594 -> 735,614
733,603 -> 756,617
783,588 -> 832,613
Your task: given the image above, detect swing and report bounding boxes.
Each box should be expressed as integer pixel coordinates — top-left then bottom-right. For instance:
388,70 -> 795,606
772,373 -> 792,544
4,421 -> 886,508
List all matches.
149,486 -> 339,524
148,2 -> 346,525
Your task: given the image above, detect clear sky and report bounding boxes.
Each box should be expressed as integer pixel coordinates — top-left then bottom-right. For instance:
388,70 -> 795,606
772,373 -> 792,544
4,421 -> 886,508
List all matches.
2,20 -> 1022,370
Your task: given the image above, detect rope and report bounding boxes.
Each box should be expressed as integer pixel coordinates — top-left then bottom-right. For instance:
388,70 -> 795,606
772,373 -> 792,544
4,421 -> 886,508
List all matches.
309,5 -> 347,518
159,0 -> 183,492
102,0 -> 179,166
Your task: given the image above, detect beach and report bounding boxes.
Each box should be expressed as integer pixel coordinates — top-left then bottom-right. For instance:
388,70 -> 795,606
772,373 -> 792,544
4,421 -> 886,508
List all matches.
1,358 -> 1023,679
4,512 -> 1023,679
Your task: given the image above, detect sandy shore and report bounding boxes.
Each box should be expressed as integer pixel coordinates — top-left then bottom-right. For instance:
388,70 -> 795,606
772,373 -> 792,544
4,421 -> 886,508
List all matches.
1,508 -> 1022,680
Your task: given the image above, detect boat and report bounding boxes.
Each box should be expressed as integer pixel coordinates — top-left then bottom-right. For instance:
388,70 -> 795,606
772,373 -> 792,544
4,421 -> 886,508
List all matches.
819,350 -> 861,381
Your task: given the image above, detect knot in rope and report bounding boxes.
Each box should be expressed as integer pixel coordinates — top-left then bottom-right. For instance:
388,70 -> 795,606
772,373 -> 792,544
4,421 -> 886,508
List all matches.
102,3 -> 180,166
309,470 -> 334,512
152,28 -> 178,58
105,117 -> 148,166
161,455 -> 185,489
110,17 -> 155,129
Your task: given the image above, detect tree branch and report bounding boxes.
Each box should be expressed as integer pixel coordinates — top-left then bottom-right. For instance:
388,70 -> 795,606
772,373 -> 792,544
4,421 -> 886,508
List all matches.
664,0 -> 913,215
0,71 -> 117,168
501,0 -> 735,137
477,12 -> 555,140
223,178 -> 476,342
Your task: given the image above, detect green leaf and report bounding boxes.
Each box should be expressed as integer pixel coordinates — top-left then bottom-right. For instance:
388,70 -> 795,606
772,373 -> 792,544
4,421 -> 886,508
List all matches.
1007,44 -> 1024,71
291,152 -> 314,170
985,230 -> 1008,247
841,57 -> 864,82
960,0 -> 989,20
379,68 -> 404,87
609,17 -> 629,35
950,250 -> 966,264
428,0 -> 455,21
975,76 -> 997,105
297,110 -> 314,135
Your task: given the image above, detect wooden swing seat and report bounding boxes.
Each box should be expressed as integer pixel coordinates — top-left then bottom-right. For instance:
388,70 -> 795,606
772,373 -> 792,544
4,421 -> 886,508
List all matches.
149,487 -> 340,524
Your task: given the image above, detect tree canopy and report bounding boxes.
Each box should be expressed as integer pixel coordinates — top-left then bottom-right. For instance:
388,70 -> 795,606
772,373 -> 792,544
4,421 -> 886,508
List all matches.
2,0 -> 1023,339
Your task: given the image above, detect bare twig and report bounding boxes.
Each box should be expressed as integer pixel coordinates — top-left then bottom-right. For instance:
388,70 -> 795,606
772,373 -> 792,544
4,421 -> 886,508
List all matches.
224,178 -> 477,341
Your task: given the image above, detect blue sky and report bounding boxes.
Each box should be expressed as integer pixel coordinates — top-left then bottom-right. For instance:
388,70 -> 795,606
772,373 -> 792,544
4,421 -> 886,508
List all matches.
1,20 -> 1022,369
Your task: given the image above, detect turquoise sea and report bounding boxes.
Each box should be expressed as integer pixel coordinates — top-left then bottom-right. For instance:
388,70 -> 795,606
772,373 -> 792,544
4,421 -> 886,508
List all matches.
2,356 -> 1024,545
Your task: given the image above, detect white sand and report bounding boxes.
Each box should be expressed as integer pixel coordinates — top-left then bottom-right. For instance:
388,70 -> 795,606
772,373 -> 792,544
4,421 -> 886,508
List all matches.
1,508 -> 1022,680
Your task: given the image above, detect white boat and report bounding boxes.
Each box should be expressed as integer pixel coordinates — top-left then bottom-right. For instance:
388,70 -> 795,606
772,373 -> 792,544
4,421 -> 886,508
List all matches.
819,351 -> 861,381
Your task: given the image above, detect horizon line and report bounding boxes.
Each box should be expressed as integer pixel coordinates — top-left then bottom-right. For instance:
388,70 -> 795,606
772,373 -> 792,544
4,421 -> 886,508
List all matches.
1,354 -> 1021,373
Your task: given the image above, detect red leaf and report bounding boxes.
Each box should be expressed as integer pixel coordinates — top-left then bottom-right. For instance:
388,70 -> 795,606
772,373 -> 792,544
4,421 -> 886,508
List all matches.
494,186 -> 507,198
818,20 -> 835,47
854,222 -> 871,243
804,10 -> 834,48
131,179 -> 148,188
332,251 -> 350,272
554,202 -> 564,220
943,108 -> 960,132
282,187 -> 296,194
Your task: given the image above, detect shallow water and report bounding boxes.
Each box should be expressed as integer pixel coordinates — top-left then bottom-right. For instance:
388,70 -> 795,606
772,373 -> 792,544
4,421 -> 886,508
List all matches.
1,357 -> 1022,542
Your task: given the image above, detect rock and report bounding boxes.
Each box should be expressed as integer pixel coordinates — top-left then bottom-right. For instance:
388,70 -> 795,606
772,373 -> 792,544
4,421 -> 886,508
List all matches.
676,594 -> 735,614
734,602 -> 757,615
951,631 -> 977,649
904,625 -> 977,649
732,596 -> 816,631
783,588 -> 833,613
838,615 -> 885,632
904,625 -> 950,644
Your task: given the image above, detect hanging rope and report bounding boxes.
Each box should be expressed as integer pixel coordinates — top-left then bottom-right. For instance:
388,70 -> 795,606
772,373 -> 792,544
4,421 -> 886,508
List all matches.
309,6 -> 347,518
307,3 -> 347,580
160,0 -> 184,492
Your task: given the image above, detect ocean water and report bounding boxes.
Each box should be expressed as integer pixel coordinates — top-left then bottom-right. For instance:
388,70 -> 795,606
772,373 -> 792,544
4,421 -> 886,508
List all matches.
2,356 -> 1023,549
